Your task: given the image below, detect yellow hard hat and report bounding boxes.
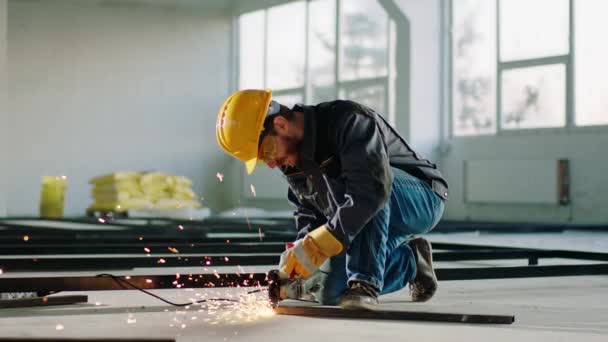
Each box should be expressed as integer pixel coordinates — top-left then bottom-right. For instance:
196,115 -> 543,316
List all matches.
216,89 -> 274,174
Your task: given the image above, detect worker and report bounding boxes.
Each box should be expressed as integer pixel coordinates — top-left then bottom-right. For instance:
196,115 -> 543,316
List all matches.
216,89 -> 448,310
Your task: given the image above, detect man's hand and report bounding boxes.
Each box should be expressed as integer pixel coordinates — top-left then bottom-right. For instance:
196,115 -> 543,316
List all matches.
279,225 -> 343,278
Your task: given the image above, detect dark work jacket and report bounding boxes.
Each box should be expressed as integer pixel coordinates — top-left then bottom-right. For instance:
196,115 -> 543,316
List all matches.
281,100 -> 448,250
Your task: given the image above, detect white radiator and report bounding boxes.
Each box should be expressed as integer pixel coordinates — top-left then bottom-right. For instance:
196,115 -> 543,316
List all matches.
464,159 -> 569,205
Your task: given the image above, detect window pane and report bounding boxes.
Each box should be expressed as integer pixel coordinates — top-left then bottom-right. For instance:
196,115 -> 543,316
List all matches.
239,11 -> 265,89
272,93 -> 303,109
500,0 -> 569,61
340,0 -> 388,81
339,84 -> 386,114
309,0 -> 336,103
452,0 -> 497,136
267,1 -> 306,90
575,0 -> 608,126
501,64 -> 566,129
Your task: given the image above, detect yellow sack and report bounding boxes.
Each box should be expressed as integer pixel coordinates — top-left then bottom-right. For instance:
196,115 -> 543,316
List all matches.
92,191 -> 131,203
140,172 -> 170,187
89,172 -> 141,185
171,176 -> 193,187
171,186 -> 197,200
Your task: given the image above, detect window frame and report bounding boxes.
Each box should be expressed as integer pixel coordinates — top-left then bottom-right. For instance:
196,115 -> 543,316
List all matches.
235,0 -> 394,123
446,0 -> 608,140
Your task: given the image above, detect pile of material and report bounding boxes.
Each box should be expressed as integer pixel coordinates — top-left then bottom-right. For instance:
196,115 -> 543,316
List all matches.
88,171 -> 201,213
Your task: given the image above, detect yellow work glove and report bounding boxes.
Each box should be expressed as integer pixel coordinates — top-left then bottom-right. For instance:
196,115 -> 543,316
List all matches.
279,225 -> 343,279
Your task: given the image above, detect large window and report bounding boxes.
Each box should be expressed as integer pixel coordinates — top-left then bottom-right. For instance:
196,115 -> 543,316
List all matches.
575,0 -> 608,126
451,0 -> 607,137
238,0 -> 395,117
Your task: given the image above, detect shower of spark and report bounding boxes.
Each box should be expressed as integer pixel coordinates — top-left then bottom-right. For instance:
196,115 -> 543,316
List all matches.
188,289 -> 274,326
168,247 -> 179,254
144,247 -> 151,253
98,218 -> 106,224
178,225 -> 184,230
0,269 -> 3,275
258,227 -> 263,241
216,173 -> 224,182
23,235 -> 29,242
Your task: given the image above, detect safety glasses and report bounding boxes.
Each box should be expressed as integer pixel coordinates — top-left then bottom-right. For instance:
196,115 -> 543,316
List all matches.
258,134 -> 278,165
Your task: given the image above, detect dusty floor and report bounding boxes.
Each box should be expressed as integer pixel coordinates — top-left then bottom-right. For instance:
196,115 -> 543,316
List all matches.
0,275 -> 606,341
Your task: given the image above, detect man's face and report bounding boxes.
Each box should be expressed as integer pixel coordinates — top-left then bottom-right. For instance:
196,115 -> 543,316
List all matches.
258,116 -> 300,169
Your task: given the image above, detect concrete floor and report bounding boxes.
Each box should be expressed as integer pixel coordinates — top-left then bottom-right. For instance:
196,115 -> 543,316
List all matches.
0,274 -> 606,341
0,230 -> 607,341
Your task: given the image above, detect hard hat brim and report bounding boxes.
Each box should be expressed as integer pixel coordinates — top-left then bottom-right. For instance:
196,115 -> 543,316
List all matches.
245,158 -> 258,175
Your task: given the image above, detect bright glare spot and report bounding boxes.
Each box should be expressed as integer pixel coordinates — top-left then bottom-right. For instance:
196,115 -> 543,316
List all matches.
145,279 -> 152,284
216,173 -> 224,182
23,235 -> 29,242
127,314 -> 137,324
144,247 -> 151,253
250,184 -> 257,197
55,324 -> 64,331
98,218 -> 106,223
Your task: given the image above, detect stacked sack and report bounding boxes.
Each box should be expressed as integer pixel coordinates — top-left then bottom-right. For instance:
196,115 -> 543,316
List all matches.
88,171 -> 201,212
140,172 -> 202,209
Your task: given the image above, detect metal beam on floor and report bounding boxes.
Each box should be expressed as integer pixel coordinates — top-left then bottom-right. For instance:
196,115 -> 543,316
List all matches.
0,295 -> 88,309
273,305 -> 515,324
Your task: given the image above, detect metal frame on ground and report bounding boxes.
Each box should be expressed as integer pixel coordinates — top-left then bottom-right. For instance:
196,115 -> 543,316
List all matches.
0,217 -> 607,294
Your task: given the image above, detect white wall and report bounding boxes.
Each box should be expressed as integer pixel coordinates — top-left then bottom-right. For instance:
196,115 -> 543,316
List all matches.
0,0 -> 6,216
442,132 -> 608,224
5,0 -> 233,215
394,0 -> 442,161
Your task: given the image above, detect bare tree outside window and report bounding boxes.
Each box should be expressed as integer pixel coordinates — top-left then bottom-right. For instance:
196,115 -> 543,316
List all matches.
501,64 -> 566,129
340,0 -> 388,81
452,0 -> 496,136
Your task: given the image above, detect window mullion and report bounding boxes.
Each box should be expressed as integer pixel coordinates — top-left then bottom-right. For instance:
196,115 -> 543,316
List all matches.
567,0 -> 575,129
263,9 -> 268,89
335,0 -> 341,98
496,0 -> 502,134
304,0 -> 311,103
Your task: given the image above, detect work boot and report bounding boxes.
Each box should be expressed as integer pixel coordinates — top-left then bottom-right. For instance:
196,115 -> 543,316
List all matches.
408,237 -> 438,302
339,281 -> 379,310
